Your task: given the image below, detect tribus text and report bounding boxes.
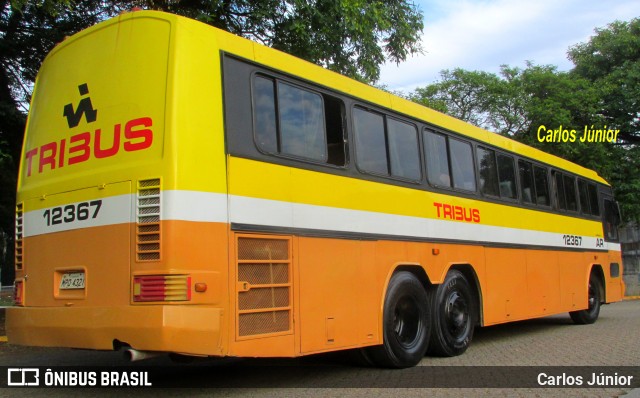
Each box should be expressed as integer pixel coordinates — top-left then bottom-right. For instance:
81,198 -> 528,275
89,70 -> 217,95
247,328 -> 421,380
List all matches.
24,117 -> 153,177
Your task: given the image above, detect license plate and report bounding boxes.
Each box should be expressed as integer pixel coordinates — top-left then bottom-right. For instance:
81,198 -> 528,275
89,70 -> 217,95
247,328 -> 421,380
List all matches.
60,272 -> 85,289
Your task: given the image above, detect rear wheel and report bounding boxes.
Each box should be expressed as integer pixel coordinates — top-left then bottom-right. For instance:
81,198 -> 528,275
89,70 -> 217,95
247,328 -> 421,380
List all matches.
428,270 -> 475,357
570,273 -> 602,324
367,271 -> 431,368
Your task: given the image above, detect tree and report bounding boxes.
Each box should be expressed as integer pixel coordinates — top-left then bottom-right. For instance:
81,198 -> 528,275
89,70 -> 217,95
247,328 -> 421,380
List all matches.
409,68 -> 501,128
568,18 -> 640,145
0,0 -> 424,284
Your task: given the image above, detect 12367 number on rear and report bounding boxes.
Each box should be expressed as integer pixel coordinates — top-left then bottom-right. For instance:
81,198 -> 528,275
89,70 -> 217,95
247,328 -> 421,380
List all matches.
43,200 -> 102,226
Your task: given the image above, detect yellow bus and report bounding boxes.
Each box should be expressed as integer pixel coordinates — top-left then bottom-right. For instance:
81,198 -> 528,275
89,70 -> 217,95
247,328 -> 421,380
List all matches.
8,10 -> 624,368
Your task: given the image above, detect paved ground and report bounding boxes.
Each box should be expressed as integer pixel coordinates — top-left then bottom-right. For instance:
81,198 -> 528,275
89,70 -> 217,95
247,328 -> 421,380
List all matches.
0,299 -> 638,397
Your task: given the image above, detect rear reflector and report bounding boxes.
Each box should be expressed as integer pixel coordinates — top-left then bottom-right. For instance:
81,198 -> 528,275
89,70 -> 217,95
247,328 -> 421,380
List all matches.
133,275 -> 191,302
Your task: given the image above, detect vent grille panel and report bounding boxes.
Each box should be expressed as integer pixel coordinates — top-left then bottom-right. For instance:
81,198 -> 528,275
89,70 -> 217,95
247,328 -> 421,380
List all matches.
239,311 -> 290,337
239,287 -> 289,310
238,263 -> 289,284
15,203 -> 23,270
236,235 -> 292,338
238,238 -> 288,260
136,178 -> 161,261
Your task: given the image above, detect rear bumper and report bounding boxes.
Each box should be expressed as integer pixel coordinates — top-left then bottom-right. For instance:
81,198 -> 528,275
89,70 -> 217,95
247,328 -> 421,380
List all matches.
6,305 -> 224,356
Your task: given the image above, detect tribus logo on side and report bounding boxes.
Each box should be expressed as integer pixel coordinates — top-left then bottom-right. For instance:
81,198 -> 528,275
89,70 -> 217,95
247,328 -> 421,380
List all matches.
24,83 -> 154,177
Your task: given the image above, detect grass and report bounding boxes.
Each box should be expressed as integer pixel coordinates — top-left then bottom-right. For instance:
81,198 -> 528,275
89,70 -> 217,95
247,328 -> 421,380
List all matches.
0,288 -> 13,306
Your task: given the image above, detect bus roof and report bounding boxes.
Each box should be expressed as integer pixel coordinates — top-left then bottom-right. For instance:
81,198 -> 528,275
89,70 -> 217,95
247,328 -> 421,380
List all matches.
54,10 -> 608,186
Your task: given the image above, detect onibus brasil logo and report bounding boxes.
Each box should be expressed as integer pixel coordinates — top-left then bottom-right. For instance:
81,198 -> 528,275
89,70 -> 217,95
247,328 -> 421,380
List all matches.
7,368 -> 152,387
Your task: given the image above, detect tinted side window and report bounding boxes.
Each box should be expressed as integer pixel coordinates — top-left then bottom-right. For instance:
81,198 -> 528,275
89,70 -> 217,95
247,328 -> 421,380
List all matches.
497,154 -> 517,199
563,175 -> 577,211
354,108 -> 387,175
253,75 -> 345,165
578,179 -> 591,214
477,146 -> 499,196
354,108 -> 421,181
534,166 -> 550,206
588,183 -> 600,216
278,82 -> 326,161
449,138 -> 476,191
519,160 -> 535,204
554,172 -> 566,210
388,118 -> 421,180
424,130 -> 451,188
254,76 -> 278,153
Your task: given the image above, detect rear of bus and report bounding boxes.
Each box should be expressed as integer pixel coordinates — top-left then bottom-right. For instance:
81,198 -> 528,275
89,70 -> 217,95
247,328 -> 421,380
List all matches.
7,11 -> 231,356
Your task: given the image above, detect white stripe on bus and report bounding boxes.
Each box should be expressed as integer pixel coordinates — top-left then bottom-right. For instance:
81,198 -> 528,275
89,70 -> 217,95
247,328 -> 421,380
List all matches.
21,191 -> 620,251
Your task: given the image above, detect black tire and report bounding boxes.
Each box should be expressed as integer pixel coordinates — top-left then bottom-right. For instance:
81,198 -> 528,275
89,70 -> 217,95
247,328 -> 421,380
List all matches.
570,273 -> 602,325
428,270 -> 475,357
367,271 -> 431,368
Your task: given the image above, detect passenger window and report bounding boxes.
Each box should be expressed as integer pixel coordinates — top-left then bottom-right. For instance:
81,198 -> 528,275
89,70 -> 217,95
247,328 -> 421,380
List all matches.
554,172 -> 566,210
534,166 -> 550,206
254,76 -> 278,154
278,82 -> 326,161
497,154 -> 517,199
424,130 -> 451,188
388,118 -> 421,180
578,179 -> 591,214
519,160 -> 535,204
563,175 -> 577,211
252,75 -> 346,165
449,138 -> 476,191
354,108 -> 421,181
588,183 -> 600,216
477,146 -> 499,197
354,108 -> 387,175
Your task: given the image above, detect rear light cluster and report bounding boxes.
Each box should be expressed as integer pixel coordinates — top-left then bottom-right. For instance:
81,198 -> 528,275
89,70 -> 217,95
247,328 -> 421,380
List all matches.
133,275 -> 191,302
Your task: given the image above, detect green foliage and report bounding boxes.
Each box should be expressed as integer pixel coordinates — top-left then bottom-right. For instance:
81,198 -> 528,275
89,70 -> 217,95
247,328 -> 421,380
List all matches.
197,0 -> 423,82
569,18 -> 640,145
409,69 -> 502,127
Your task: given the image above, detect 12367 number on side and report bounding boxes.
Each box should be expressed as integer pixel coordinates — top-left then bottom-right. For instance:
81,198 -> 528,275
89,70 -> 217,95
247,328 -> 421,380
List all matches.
563,234 -> 582,246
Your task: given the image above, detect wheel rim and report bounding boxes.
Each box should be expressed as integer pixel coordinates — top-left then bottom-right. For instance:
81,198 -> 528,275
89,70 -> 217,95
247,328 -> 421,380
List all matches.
444,290 -> 469,342
393,295 -> 421,349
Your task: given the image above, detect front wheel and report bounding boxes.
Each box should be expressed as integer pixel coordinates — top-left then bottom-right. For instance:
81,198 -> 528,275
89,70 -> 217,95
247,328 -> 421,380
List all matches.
367,271 -> 431,368
570,273 -> 602,324
428,270 -> 476,357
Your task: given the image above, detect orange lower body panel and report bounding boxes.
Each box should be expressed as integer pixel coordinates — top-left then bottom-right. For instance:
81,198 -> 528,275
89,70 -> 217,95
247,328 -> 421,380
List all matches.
6,305 -> 223,355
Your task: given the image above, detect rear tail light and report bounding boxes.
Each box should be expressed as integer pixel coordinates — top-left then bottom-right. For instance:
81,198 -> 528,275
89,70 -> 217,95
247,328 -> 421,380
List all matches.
133,275 -> 191,302
14,280 -> 24,306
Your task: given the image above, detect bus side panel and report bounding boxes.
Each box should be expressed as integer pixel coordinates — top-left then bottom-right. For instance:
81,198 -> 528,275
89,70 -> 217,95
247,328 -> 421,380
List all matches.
558,251 -> 588,313
525,249 -> 561,317
297,237 -> 379,354
483,248 -> 528,323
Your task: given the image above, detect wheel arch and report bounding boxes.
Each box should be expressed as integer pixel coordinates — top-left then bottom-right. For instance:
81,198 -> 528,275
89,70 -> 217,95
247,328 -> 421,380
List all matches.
377,264 -> 432,334
589,264 -> 606,303
447,264 -> 484,326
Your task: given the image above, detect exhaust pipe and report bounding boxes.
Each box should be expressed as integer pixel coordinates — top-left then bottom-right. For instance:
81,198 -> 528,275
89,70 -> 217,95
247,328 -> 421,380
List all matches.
125,348 -> 165,362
